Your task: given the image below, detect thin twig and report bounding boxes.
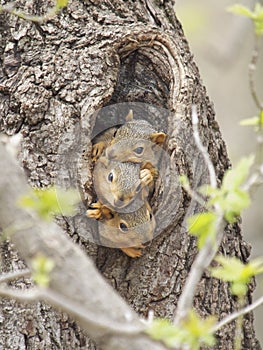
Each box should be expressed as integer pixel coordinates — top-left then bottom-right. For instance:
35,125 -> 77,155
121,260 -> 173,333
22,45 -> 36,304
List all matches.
212,296 -> 263,332
248,35 -> 263,110
174,106 -> 225,324
243,172 -> 260,192
0,269 -> 31,284
181,181 -> 207,208
0,286 -> 40,301
234,297 -> 245,350
174,216 -> 225,324
191,105 -> 217,189
0,2 -> 63,23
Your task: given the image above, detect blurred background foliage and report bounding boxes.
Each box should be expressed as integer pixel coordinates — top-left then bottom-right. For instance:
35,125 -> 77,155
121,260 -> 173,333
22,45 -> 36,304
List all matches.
176,0 -> 263,345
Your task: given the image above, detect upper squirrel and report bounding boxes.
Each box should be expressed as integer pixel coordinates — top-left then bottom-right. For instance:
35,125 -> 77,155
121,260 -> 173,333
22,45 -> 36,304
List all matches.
93,155 -> 157,210
92,110 -> 167,165
87,200 -> 155,258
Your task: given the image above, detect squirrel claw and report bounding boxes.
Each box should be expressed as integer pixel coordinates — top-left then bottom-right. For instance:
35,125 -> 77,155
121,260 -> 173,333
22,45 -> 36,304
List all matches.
87,208 -> 101,220
121,246 -> 145,258
92,142 -> 105,162
87,202 -> 113,220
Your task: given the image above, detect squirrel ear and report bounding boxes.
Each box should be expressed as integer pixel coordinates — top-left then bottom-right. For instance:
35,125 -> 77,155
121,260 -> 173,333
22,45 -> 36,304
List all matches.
125,110 -> 134,122
150,132 -> 167,145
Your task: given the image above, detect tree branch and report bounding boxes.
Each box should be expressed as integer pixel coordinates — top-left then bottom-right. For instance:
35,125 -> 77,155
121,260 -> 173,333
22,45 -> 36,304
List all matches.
174,106 -> 225,324
0,2 -> 65,23
212,296 -> 263,332
0,269 -> 31,284
248,35 -> 263,111
0,142 -> 168,350
191,105 -> 217,189
0,286 -> 146,335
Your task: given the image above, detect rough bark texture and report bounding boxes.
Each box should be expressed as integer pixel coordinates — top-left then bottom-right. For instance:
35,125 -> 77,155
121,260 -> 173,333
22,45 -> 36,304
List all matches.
0,0 -> 260,349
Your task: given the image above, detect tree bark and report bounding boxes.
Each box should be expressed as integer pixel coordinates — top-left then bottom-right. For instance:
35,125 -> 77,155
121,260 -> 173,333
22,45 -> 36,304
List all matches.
0,0 -> 260,349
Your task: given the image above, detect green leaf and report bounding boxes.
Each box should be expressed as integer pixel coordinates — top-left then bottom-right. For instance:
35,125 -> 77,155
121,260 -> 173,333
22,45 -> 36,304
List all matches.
231,282 -> 247,296
227,3 -> 263,36
255,20 -> 263,35
146,312 -> 216,349
31,254 -> 55,287
198,185 -> 216,197
187,212 -> 217,249
227,4 -> 254,18
247,258 -> 263,275
18,186 -> 79,221
211,256 -> 245,282
240,116 -> 260,126
260,110 -> 263,127
254,3 -> 263,19
223,189 -> 251,223
146,319 -> 183,348
179,175 -> 190,190
204,156 -> 253,223
56,0 -> 68,9
222,156 -> 254,191
211,256 -> 263,296
183,311 -> 216,348
240,111 -> 263,128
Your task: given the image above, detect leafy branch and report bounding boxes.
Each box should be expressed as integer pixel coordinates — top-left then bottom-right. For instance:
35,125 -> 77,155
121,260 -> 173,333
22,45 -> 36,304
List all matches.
0,0 -> 68,23
174,106 -> 252,326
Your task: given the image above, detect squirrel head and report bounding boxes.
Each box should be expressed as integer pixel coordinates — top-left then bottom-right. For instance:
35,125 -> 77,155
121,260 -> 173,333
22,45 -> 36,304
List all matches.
93,156 -> 148,209
105,111 -> 166,164
98,201 -> 156,248
106,138 -> 165,165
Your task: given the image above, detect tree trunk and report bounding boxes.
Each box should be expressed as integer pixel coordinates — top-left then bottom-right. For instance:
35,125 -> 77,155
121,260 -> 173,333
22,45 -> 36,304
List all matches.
0,0 -> 260,349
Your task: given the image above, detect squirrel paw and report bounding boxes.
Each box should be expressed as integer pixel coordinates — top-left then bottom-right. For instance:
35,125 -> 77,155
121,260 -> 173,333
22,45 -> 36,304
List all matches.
87,207 -> 102,220
92,142 -> 105,162
140,169 -> 153,187
121,245 -> 145,258
142,162 -> 158,179
87,202 -> 113,220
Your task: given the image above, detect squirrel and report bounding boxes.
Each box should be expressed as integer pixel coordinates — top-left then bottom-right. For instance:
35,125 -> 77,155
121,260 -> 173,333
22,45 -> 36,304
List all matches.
105,110 -> 167,165
92,110 -> 167,165
87,200 -> 155,258
88,109 -> 164,257
92,155 -> 157,210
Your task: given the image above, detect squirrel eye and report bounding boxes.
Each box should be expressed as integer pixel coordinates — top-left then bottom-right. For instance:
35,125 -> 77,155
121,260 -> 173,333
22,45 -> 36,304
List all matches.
149,213 -> 153,221
135,183 -> 142,193
134,146 -> 144,155
119,222 -> 129,233
108,172 -> 114,182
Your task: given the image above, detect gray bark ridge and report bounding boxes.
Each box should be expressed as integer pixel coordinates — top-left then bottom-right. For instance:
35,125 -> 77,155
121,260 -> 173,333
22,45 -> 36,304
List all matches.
0,0 -> 260,349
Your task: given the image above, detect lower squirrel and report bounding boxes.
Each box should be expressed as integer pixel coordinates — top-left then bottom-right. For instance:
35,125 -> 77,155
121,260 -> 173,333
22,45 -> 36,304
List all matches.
87,200 -> 155,258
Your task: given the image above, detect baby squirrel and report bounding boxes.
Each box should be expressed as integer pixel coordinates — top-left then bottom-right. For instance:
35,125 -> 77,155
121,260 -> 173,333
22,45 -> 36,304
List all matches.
92,110 -> 167,165
105,110 -> 167,166
87,200 -> 155,258
93,155 -> 157,210
88,110 -> 166,258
